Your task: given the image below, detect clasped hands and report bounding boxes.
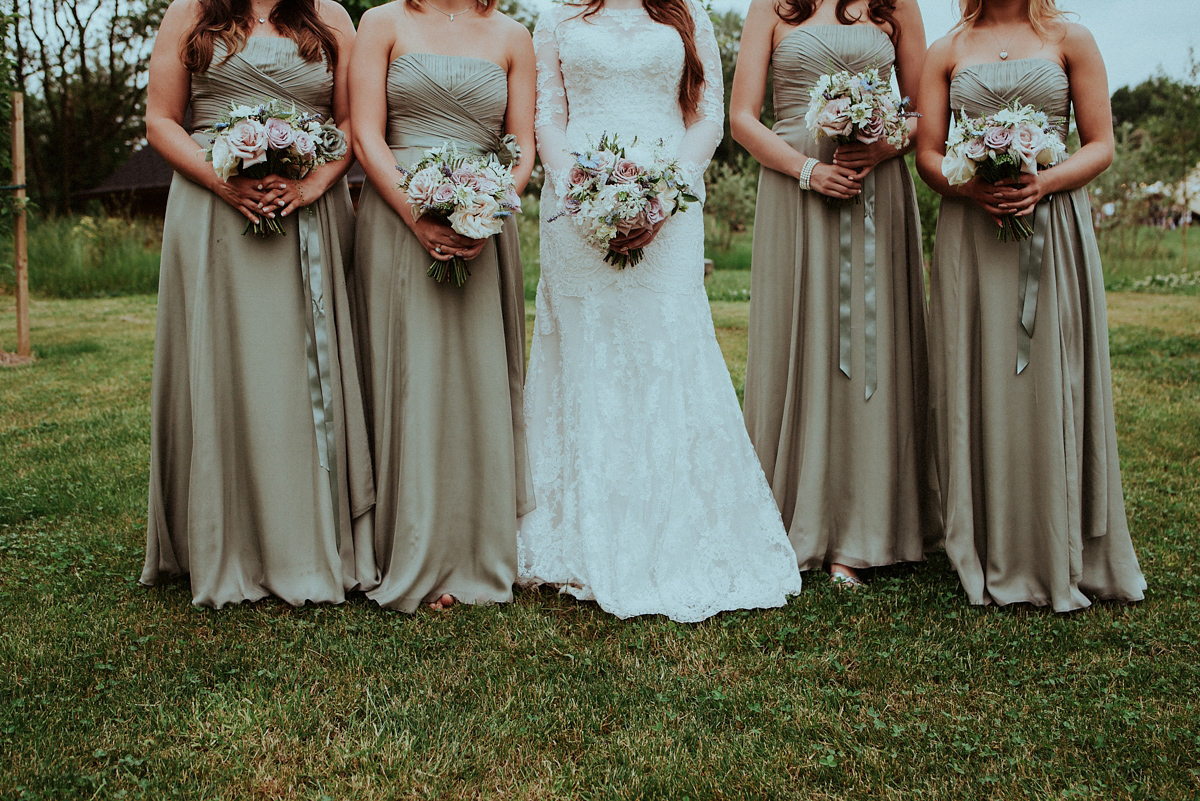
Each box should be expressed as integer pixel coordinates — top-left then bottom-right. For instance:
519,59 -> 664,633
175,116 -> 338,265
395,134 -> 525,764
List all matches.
960,173 -> 1049,225
812,139 -> 900,200
215,174 -> 319,224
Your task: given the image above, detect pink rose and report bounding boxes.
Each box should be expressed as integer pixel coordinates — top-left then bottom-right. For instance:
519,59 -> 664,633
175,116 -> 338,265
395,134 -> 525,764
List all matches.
616,210 -> 648,234
406,166 -> 442,206
228,119 -> 268,167
611,159 -> 642,184
644,196 -> 666,226
568,165 -> 592,188
816,98 -> 854,138
431,183 -> 456,205
292,130 -> 316,158
856,114 -> 886,145
983,125 -> 1014,153
503,186 -> 521,211
264,117 -> 295,150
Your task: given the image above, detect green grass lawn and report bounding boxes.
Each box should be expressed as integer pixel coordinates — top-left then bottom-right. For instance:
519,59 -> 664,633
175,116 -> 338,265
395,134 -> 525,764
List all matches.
1,292 -> 1198,800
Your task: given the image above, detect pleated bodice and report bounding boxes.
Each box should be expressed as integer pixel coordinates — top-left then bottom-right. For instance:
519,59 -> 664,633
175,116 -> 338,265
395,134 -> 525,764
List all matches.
190,38 -> 333,127
385,54 -> 508,159
950,58 -> 1069,140
772,24 -> 895,137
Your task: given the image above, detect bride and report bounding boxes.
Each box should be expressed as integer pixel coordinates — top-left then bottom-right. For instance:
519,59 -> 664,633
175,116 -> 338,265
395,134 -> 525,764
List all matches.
519,0 -> 803,622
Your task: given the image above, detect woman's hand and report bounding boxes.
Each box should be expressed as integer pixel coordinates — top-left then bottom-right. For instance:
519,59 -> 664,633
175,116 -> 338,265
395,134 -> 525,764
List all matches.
609,218 -> 666,254
259,176 -> 326,218
992,173 -> 1049,218
411,215 -> 486,262
809,162 -> 863,200
832,139 -> 899,176
958,175 -> 1040,226
212,175 -> 280,224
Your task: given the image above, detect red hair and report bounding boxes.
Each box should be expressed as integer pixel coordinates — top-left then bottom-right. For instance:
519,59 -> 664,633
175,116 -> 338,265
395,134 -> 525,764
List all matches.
182,0 -> 339,73
774,0 -> 901,42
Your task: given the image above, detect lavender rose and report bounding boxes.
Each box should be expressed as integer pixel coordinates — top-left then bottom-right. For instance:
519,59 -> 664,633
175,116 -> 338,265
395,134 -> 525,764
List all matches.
963,136 -> 988,163
292,130 -> 316,159
431,183 -> 456,206
264,117 -> 295,150
983,125 -> 1014,154
643,196 -> 666,226
856,114 -> 886,145
562,195 -> 583,216
451,166 -> 482,190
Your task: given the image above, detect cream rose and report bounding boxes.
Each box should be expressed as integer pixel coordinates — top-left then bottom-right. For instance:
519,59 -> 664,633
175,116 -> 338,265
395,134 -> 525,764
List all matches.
941,149 -> 976,186
228,119 -> 268,167
210,134 -> 239,182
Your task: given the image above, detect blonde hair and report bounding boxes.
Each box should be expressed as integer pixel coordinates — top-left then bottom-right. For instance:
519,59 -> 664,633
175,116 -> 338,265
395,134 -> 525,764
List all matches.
956,0 -> 1070,38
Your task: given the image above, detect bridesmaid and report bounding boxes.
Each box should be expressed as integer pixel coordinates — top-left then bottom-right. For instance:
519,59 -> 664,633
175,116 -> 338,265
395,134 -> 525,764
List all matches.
916,0 -> 1145,611
731,0 -> 939,586
141,0 -> 376,607
350,0 -> 536,611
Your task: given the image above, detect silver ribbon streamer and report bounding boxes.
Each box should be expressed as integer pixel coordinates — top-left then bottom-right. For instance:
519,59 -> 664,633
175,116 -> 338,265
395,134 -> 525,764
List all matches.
1016,199 -> 1051,374
837,170 -> 878,400
298,208 -> 342,535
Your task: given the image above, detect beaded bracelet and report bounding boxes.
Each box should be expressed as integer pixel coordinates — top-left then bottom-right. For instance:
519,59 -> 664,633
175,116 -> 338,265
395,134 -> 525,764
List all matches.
798,157 -> 817,191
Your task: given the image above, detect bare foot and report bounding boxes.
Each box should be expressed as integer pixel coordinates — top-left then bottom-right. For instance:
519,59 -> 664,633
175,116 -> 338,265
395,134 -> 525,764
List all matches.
428,593 -> 457,610
830,564 -> 865,588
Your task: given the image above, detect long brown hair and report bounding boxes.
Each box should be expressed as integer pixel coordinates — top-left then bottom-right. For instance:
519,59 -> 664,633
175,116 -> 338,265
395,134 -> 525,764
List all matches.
574,0 -> 706,119
955,0 -> 1069,38
775,0 -> 901,42
182,0 -> 340,74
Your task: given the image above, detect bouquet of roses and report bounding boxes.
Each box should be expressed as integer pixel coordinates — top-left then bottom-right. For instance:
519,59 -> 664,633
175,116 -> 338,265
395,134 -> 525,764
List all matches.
805,67 -> 915,150
396,139 -> 522,286
941,101 -> 1069,241
203,99 -> 348,237
553,133 -> 698,269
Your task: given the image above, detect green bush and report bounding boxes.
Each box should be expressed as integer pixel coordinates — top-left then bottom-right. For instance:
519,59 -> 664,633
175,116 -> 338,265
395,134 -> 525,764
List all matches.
0,213 -> 161,298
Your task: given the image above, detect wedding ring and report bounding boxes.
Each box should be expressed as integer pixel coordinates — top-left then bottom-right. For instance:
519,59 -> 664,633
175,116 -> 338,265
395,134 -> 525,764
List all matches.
435,246 -> 443,254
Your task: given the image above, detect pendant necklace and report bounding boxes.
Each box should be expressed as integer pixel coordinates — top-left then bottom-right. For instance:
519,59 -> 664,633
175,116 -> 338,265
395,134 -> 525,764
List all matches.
989,28 -> 1014,60
426,0 -> 475,21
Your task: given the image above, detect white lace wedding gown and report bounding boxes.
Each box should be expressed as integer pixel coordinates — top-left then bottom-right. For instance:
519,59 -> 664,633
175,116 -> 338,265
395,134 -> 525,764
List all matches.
518,0 -> 803,622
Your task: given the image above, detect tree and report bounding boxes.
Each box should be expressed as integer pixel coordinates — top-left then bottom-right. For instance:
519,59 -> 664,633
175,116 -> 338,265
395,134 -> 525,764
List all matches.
11,0 -> 168,214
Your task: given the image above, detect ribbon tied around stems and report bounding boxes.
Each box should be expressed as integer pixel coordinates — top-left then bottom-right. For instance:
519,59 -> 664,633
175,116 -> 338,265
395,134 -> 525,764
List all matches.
1015,199 -> 1051,374
298,207 -> 343,538
838,170 -> 878,401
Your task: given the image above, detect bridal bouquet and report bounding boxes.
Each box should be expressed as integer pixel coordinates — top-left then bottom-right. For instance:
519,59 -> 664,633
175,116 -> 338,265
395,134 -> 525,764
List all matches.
805,67 -> 915,150
941,101 -> 1069,241
203,99 -> 348,237
396,140 -> 522,286
553,133 -> 698,269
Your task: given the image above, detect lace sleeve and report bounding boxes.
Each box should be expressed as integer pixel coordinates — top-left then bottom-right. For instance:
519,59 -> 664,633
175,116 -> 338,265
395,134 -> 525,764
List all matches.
675,1 -> 724,198
534,8 -> 574,192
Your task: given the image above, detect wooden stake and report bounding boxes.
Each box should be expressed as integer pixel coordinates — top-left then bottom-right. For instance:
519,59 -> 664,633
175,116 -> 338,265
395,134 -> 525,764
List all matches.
13,91 -> 30,358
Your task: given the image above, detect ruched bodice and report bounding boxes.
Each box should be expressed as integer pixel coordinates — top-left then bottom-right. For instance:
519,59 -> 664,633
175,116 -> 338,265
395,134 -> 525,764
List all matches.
384,54 -> 508,159
190,38 -> 332,128
772,25 -> 895,122
949,58 -> 1069,136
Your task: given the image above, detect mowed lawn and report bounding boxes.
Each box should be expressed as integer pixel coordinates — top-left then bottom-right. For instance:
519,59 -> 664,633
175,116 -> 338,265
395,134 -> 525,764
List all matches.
0,291 -> 1198,800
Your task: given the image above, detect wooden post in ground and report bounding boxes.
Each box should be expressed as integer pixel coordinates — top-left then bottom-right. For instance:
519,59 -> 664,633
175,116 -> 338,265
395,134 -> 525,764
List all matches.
12,91 -> 29,358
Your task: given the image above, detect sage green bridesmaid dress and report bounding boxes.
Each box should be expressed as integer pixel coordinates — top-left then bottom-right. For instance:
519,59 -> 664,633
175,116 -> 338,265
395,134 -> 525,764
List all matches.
141,38 -> 377,607
354,54 -> 532,612
743,25 -> 940,572
929,59 -> 1146,612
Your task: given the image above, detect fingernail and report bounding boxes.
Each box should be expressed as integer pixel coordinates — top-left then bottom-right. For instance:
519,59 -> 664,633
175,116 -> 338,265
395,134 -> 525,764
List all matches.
281,210 -> 287,216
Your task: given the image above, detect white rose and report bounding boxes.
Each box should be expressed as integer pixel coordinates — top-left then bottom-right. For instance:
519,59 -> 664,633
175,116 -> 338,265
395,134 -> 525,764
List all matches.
209,134 -> 239,182
450,195 -> 502,240
941,149 -> 977,186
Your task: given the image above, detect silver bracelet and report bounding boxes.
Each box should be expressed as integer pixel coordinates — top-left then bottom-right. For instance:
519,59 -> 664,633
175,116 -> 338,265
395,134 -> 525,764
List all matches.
798,157 -> 817,191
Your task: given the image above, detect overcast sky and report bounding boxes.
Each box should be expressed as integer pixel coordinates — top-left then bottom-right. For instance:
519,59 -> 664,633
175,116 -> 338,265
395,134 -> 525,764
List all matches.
529,0 -> 1199,91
